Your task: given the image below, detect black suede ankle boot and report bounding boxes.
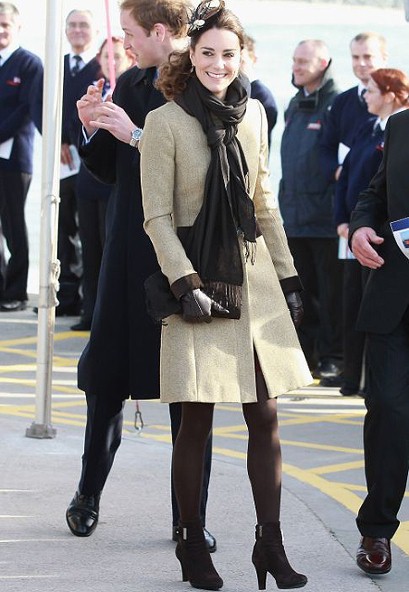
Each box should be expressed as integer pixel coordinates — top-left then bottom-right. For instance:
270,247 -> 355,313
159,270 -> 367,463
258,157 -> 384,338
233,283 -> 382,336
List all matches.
252,523 -> 307,590
175,520 -> 223,590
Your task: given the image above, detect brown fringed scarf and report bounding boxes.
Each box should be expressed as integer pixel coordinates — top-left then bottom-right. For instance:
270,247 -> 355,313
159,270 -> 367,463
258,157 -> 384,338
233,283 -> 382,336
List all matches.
175,75 -> 256,318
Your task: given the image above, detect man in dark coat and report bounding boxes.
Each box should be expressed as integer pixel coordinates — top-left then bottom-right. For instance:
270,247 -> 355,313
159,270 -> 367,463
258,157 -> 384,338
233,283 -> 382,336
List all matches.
278,39 -> 342,382
0,2 -> 43,312
349,109 -> 409,576
66,0 -> 215,552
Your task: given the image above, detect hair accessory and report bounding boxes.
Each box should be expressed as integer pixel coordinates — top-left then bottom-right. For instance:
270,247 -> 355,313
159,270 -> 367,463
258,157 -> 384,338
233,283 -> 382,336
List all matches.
187,0 -> 225,36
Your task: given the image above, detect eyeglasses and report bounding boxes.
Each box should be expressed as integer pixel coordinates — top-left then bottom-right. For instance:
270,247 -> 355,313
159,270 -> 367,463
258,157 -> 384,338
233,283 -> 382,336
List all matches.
187,0 -> 225,37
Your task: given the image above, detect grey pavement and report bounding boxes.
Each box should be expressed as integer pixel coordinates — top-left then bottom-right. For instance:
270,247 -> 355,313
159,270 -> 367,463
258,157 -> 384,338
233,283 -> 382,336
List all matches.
1,302 -> 408,592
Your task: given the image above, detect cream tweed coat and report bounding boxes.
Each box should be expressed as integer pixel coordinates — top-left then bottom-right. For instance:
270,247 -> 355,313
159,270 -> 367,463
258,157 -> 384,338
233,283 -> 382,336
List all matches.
140,98 -> 312,403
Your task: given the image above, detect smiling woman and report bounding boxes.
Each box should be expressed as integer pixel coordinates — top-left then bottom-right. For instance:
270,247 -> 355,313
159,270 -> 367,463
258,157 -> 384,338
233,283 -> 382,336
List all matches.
140,1 -> 312,590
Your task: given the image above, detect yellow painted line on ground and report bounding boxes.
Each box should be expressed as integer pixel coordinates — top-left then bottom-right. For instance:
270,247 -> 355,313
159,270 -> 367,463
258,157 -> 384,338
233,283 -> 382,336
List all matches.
0,364 -> 37,373
311,460 -> 365,475
283,462 -> 409,557
277,414 -> 364,427
0,331 -> 87,348
0,348 -> 78,367
49,400 -> 86,410
0,347 -> 38,359
280,438 -> 363,454
212,425 -> 247,437
0,380 -> 80,395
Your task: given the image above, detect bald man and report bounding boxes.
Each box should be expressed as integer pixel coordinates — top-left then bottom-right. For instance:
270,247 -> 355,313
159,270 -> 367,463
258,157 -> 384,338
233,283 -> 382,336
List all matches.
278,40 -> 342,382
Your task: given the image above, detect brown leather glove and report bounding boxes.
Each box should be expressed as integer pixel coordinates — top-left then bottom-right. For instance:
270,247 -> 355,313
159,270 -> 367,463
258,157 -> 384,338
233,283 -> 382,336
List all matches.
285,291 -> 304,328
180,289 -> 227,323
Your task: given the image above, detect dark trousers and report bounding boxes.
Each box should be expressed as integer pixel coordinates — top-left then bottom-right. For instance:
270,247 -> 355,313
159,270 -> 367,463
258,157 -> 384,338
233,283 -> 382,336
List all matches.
58,176 -> 81,308
356,308 -> 409,539
0,171 -> 31,300
287,237 -> 343,369
78,394 -> 212,526
77,198 -> 107,323
342,260 -> 369,390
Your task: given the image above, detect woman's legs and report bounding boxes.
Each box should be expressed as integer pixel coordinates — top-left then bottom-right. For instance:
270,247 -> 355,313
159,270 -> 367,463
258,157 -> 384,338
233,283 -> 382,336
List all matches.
244,364 -> 307,589
243,368 -> 281,523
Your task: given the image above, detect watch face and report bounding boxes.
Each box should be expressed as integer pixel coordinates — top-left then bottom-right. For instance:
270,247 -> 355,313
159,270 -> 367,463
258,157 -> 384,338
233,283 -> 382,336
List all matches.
132,129 -> 143,140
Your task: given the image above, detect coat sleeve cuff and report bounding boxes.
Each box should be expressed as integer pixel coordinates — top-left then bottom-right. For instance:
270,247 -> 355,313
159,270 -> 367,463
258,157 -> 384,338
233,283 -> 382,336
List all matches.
170,273 -> 203,300
280,276 -> 303,294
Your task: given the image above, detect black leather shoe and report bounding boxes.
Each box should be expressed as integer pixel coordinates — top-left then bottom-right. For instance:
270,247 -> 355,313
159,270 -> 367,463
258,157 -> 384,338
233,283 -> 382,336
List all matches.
0,299 -> 27,312
356,536 -> 391,575
172,526 -> 217,553
66,491 -> 100,537
70,320 -> 91,331
318,360 -> 343,379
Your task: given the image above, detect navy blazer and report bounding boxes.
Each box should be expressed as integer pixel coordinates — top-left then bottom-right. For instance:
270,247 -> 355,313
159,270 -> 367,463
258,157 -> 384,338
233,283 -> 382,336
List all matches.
0,47 -> 43,174
334,116 -> 380,227
320,86 -> 371,182
62,54 -> 101,145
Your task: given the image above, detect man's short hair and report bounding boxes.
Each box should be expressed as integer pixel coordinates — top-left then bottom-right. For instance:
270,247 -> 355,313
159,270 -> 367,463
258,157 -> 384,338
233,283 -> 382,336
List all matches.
0,2 -> 19,17
297,39 -> 330,64
65,9 -> 94,24
350,31 -> 387,54
119,0 -> 192,38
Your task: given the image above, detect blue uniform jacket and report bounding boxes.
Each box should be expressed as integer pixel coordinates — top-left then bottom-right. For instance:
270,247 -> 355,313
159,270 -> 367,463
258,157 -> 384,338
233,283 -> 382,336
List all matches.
320,86 -> 371,182
0,47 -> 43,174
278,66 -> 339,238
334,116 -> 381,227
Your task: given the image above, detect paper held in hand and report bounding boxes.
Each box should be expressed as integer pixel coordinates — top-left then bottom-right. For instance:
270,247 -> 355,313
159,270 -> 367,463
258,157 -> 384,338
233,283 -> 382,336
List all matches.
338,236 -> 355,260
390,217 -> 409,260
60,145 -> 81,180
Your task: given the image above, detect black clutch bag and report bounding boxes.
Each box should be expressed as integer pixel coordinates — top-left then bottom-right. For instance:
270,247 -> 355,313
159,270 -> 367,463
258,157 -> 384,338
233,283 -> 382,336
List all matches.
144,270 -> 182,323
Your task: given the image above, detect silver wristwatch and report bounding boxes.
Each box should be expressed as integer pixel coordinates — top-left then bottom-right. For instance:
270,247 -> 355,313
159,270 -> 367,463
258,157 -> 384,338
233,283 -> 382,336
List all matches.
129,127 -> 143,147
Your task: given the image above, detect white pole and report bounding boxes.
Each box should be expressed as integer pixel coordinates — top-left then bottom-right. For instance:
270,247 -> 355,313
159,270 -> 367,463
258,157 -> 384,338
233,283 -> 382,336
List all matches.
26,0 -> 64,439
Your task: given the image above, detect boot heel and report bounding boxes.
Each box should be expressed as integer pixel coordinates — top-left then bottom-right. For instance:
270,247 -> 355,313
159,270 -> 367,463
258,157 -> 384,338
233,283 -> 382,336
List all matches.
254,565 -> 267,590
179,561 -> 188,582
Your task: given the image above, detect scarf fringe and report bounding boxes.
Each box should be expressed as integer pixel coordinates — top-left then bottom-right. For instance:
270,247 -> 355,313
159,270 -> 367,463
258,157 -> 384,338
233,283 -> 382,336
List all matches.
203,280 -> 242,319
243,239 -> 257,265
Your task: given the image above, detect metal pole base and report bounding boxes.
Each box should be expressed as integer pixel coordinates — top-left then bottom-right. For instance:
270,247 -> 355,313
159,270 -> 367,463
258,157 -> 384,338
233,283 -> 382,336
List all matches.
26,422 -> 57,439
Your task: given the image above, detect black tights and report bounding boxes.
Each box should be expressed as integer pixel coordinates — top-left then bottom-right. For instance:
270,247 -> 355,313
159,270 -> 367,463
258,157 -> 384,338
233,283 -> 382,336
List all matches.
172,368 -> 282,524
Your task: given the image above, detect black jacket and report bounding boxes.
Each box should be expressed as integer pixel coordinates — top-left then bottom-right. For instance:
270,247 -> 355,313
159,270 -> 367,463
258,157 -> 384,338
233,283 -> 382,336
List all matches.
278,64 -> 339,238
77,66 -> 164,400
349,109 -> 409,334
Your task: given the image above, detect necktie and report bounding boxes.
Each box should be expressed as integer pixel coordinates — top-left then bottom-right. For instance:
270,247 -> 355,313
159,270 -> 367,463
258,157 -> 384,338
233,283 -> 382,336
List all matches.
372,122 -> 382,137
71,55 -> 82,77
359,88 -> 366,105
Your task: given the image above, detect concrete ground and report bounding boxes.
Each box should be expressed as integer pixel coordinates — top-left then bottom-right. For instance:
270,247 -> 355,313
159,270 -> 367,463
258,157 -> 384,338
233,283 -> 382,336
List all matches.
0,302 -> 408,592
